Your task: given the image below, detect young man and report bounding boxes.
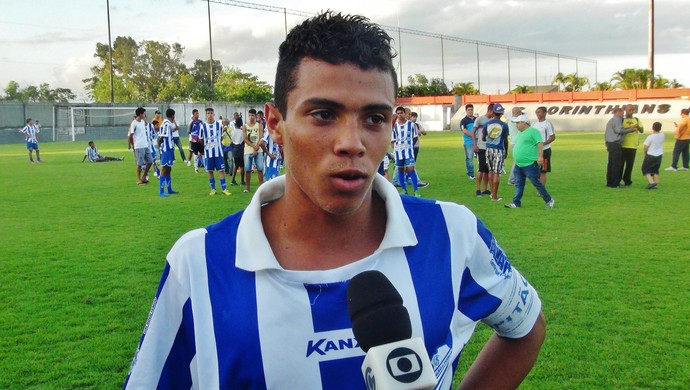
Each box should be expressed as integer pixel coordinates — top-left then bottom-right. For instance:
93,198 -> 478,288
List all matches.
532,106 -> 555,185
20,118 -> 42,163
157,109 -> 179,197
242,108 -> 265,193
124,12 -> 544,390
459,104 -> 476,180
642,122 -> 664,189
605,108 -> 635,188
409,111 -> 429,188
665,108 -> 690,171
187,109 -> 204,169
473,103 -> 494,196
199,107 -> 232,196
229,115 -> 245,186
170,112 -> 187,164
482,103 -> 509,201
82,141 -> 123,162
128,107 -> 153,185
504,114 -> 554,209
392,106 -> 421,196
147,120 -> 161,178
507,106 -> 523,185
621,104 -> 644,186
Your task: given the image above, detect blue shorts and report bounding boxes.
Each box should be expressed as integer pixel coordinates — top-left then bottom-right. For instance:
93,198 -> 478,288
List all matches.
244,152 -> 265,172
395,156 -> 416,168
160,149 -> 175,167
26,141 -> 39,151
205,155 -> 225,172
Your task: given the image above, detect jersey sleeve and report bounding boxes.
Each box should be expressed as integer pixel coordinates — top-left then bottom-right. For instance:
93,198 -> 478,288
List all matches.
124,230 -> 206,389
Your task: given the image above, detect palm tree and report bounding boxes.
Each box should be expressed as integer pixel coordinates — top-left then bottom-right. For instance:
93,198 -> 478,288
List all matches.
451,82 -> 478,96
563,73 -> 589,92
611,68 -> 651,90
510,85 -> 531,93
592,81 -> 613,91
669,79 -> 684,88
552,72 -> 567,92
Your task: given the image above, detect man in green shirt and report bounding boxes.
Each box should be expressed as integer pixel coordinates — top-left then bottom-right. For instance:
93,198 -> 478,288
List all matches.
621,104 -> 644,186
505,115 -> 554,209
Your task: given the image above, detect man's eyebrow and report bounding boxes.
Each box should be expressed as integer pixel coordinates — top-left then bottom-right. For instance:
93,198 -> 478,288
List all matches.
302,98 -> 393,113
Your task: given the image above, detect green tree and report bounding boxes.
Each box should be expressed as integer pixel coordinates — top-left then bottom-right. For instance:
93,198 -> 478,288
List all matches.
451,82 -> 478,96
552,72 -> 567,91
398,74 -> 449,97
214,67 -> 273,103
1,81 -> 74,102
3,81 -> 23,101
563,73 -> 589,92
592,81 -> 613,91
611,68 -> 651,90
510,85 -> 531,94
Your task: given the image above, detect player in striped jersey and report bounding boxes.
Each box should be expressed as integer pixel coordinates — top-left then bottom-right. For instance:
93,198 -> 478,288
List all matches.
125,12 -> 544,389
392,106 -> 421,197
262,130 -> 282,181
147,120 -> 161,179
20,118 -> 42,163
199,107 -> 231,196
82,141 -> 122,162
157,109 -> 179,197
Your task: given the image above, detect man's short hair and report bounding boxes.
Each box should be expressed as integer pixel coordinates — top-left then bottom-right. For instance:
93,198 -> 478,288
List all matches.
88,141 -> 94,146
192,109 -> 199,115
135,107 -> 146,117
166,108 -> 175,118
465,104 -> 474,110
613,108 -> 623,114
26,118 -> 32,124
487,103 -> 495,112
410,112 -> 418,118
681,108 -> 690,115
152,120 -> 159,125
652,122 -> 662,131
205,107 -> 214,113
257,110 -> 264,116
536,106 -> 547,113
395,106 -> 405,114
248,108 -> 257,115
274,11 -> 398,117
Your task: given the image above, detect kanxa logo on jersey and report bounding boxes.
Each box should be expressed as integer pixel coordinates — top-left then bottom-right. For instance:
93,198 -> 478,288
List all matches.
306,336 -> 361,357
488,236 -> 512,278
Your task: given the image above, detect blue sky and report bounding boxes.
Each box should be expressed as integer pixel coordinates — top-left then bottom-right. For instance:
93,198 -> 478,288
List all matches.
1,0 -> 688,100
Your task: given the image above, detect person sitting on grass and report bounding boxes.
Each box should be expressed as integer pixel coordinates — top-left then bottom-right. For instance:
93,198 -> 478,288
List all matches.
82,141 -> 123,162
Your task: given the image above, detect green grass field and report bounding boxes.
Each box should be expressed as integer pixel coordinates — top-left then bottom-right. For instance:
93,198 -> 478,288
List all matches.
1,132 -> 688,389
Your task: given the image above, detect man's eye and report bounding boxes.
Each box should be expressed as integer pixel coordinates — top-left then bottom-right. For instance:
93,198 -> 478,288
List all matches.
311,111 -> 335,121
367,115 -> 386,125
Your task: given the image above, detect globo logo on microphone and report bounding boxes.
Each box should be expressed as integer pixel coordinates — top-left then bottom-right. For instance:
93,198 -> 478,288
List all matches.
364,367 -> 376,390
386,347 -> 424,383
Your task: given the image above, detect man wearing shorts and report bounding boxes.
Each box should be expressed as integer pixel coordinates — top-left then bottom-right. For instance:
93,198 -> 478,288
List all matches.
188,109 -> 204,171
482,103 -> 509,201
392,106 -> 421,197
128,107 -> 153,185
532,106 -> 555,185
20,118 -> 42,163
473,103 -> 494,196
157,109 -> 180,197
242,108 -> 265,193
199,107 -> 232,196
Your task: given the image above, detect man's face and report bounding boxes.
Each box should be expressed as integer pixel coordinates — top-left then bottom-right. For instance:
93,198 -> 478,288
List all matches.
192,111 -> 199,120
248,113 -> 256,123
266,59 -> 395,216
206,110 -> 215,123
153,122 -> 161,130
615,110 -> 624,118
466,107 -> 474,116
396,110 -> 406,123
625,105 -> 634,117
516,121 -> 529,131
234,113 -> 240,120
535,108 -> 546,121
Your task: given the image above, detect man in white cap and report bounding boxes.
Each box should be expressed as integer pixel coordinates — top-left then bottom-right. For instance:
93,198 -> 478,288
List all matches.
505,114 -> 554,209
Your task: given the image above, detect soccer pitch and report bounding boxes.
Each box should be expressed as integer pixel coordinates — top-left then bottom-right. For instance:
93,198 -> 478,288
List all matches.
0,132 -> 688,389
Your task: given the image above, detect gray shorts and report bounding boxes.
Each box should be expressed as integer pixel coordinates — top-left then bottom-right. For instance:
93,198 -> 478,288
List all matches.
134,148 -> 153,166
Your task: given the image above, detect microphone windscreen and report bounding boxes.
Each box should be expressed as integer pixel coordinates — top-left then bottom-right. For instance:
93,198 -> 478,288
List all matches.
347,270 -> 412,352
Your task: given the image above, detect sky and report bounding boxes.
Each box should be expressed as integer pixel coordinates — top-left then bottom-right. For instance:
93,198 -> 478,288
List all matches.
1,0 -> 689,101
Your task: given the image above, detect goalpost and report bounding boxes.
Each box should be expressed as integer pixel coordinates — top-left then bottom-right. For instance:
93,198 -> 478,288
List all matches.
69,106 -> 159,142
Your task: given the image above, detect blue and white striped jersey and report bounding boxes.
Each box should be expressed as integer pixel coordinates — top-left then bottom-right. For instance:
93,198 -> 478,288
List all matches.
124,175 -> 542,389
200,121 -> 224,158
392,120 -> 417,160
21,124 -> 39,143
85,146 -> 99,162
159,120 -> 175,153
263,132 -> 281,169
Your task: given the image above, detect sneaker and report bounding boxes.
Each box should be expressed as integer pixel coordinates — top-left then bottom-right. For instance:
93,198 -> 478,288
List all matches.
418,181 -> 429,188
222,189 -> 232,196
144,175 -> 149,181
393,182 -> 401,188
414,191 -> 421,198
186,160 -> 191,167
154,172 -> 159,178
664,166 -> 677,171
243,189 -> 249,193
504,203 -> 520,208
507,181 -> 515,186
679,167 -> 689,171
230,181 -> 238,186
121,156 -> 125,161
159,192 -> 169,197
476,190 -> 482,197
482,190 -> 491,195
195,168 -> 199,173
645,183 -> 657,190
168,190 -> 179,194
545,199 -> 555,209
491,197 -> 503,202
209,189 -> 217,196
468,175 -> 475,180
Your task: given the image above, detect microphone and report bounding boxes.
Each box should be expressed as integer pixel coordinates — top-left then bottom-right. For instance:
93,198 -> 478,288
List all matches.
347,270 -> 437,390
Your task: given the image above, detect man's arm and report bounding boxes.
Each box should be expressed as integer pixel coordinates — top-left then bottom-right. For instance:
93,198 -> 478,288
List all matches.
537,142 -> 544,166
459,312 -> 546,390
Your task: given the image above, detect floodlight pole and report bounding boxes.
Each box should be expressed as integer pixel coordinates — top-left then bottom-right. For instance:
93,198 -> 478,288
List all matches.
648,0 -> 654,89
207,0 -> 215,101
507,45 -> 511,93
107,0 -> 114,104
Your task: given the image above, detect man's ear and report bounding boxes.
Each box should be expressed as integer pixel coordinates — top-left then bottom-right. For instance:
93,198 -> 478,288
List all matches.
265,102 -> 285,145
